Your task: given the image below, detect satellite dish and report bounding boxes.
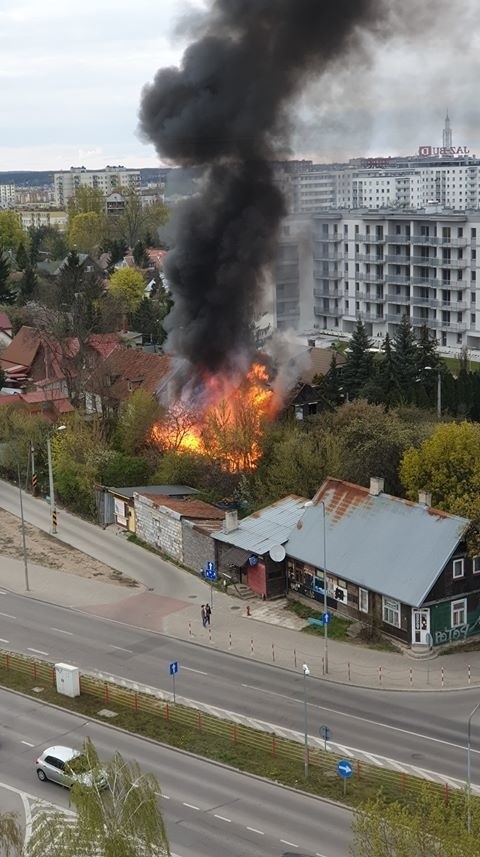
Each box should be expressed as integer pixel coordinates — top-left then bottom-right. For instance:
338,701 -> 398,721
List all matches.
269,544 -> 286,562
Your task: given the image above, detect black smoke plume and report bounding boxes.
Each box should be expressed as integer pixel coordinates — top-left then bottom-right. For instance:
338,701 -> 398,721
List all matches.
139,0 -> 383,381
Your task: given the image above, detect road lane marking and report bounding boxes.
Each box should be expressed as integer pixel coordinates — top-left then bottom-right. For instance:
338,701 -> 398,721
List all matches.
0,612 -> 16,619
52,628 -> 73,636
109,645 -> 133,653
0,639 -> 9,644
281,841 -> 298,848
183,803 -> 200,811
27,648 -> 48,656
214,815 -> 231,822
247,827 -> 264,835
21,740 -> 35,747
0,591 -> 7,595
183,666 -> 208,676
240,683 -> 477,754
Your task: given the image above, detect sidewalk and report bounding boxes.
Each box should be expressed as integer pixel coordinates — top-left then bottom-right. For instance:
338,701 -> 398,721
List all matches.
0,553 -> 479,691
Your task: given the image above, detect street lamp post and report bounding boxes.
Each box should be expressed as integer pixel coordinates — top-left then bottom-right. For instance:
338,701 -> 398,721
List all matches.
320,501 -> 329,675
17,461 -> 29,592
467,701 -> 480,833
47,425 -> 66,535
303,663 -> 310,778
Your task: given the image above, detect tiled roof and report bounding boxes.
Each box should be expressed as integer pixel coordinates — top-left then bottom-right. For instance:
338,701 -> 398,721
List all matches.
139,493 -> 225,520
0,326 -> 41,372
87,347 -> 171,401
0,312 -> 12,331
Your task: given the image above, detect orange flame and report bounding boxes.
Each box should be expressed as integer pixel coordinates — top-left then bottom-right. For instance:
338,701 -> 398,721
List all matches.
151,362 -> 280,471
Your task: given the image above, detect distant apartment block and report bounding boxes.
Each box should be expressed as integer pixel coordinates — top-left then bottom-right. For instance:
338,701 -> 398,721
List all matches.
18,209 -> 68,231
54,166 -> 140,207
0,184 -> 15,208
275,208 -> 480,351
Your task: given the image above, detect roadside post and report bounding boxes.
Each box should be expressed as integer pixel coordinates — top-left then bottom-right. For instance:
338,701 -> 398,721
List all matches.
337,759 -> 353,797
205,561 -> 217,608
319,724 -> 331,752
169,661 -> 178,703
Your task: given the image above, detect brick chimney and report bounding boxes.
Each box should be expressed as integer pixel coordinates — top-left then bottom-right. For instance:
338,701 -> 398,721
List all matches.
369,477 -> 385,496
223,510 -> 238,534
418,490 -> 432,507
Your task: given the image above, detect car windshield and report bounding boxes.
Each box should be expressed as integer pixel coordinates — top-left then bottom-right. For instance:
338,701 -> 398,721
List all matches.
65,754 -> 91,775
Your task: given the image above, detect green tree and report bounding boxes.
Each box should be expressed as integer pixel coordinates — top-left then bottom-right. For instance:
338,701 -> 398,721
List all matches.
27,737 -> 170,857
102,237 -> 129,272
67,186 -> 106,217
377,333 -> 398,408
51,415 -> 110,518
116,190 -> 168,247
109,268 -> 146,314
114,389 -> 162,455
133,239 -> 149,267
322,351 -> 344,407
0,253 -> 14,304
342,320 -> 373,399
17,266 -> 37,305
400,420 -> 480,518
29,225 -> 68,263
58,249 -> 84,308
68,211 -> 105,256
132,296 -> 167,345
391,314 -> 418,402
99,451 -> 150,486
0,810 -> 23,856
351,785 -> 480,856
415,324 -> 443,410
15,241 -> 29,272
255,427 -> 342,503
0,211 -> 26,251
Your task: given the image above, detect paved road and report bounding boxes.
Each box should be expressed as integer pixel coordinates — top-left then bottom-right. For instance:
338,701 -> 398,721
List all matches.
0,590 -> 478,785
0,688 -> 352,857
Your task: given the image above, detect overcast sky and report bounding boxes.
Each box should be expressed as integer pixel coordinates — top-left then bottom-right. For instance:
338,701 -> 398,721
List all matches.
0,0 -> 478,172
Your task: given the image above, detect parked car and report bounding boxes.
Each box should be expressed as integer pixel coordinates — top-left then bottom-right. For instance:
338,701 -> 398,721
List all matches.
35,745 -> 107,789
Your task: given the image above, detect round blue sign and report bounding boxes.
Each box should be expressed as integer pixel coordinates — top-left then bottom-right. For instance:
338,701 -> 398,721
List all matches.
336,759 -> 353,778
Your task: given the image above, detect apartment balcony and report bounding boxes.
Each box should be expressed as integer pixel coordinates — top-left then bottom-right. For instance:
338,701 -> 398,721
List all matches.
411,316 -> 441,329
438,238 -> 468,248
314,306 -> 341,318
410,235 -> 440,245
411,276 -> 438,285
411,255 -> 440,266
356,234 -> 386,243
316,234 -> 342,242
439,321 -> 468,332
437,300 -> 468,311
355,254 -> 385,263
386,234 -> 412,243
411,297 -> 440,309
386,294 -> 411,305
437,259 -> 468,269
313,288 -> 343,299
386,255 -> 411,264
361,313 -> 385,322
313,253 -> 343,262
385,274 -> 411,285
313,270 -> 342,280
386,313 -> 412,323
356,273 -> 385,283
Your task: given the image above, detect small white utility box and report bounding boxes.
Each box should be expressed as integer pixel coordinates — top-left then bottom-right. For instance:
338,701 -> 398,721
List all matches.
55,663 -> 80,698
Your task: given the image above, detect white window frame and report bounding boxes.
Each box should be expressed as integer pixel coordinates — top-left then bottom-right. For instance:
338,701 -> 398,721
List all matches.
382,596 -> 401,628
359,588 -> 369,613
453,558 -> 465,579
451,598 -> 467,628
473,556 -> 480,575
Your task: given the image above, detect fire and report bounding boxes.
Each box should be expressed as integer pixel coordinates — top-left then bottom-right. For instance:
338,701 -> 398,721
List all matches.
151,362 -> 280,471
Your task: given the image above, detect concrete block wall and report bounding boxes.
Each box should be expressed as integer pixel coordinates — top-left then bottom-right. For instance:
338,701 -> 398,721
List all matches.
134,494 -> 183,562
135,495 -> 156,546
182,521 -> 217,573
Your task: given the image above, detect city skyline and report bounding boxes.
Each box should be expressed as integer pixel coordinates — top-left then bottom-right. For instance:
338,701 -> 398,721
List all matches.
0,0 -> 479,171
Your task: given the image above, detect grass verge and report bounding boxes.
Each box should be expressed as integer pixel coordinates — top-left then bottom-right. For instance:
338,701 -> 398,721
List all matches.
0,656 -> 452,812
286,600 -> 399,651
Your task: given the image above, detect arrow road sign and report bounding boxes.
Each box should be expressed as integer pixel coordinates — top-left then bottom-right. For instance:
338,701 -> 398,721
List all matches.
205,561 -> 217,581
337,760 -> 353,778
169,661 -> 178,676
322,611 -> 331,625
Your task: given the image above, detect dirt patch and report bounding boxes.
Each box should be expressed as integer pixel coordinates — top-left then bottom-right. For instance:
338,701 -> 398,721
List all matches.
0,508 -> 139,587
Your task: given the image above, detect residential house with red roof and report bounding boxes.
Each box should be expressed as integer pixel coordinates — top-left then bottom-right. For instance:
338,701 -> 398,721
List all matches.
84,347 -> 171,416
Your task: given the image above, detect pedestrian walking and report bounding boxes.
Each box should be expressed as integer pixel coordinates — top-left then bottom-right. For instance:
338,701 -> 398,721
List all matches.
205,603 -> 211,626
201,604 -> 206,627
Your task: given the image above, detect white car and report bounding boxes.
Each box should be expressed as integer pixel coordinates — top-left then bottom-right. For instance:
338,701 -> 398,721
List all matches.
35,745 -> 107,789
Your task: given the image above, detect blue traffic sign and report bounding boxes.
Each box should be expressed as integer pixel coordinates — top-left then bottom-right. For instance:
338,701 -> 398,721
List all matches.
337,760 -> 353,778
169,661 -> 179,676
319,724 -> 331,742
205,561 -> 217,581
322,611 -> 332,625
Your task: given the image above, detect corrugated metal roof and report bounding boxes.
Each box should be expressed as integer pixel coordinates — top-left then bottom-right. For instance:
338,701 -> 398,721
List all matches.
108,485 -> 198,499
212,495 -> 307,555
286,478 -> 469,607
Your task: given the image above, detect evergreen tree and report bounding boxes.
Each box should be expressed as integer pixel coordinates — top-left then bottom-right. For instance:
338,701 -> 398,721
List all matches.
133,239 -> 149,268
58,249 -> 83,308
342,319 -> 374,399
15,241 -> 29,272
0,253 -> 14,305
322,351 -> 343,406
391,314 -> 418,402
17,266 -> 37,305
378,332 -> 398,408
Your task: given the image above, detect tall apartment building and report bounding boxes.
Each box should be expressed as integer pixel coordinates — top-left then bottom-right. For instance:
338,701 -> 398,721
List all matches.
54,166 -> 140,207
275,208 -> 480,352
0,185 -> 16,208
